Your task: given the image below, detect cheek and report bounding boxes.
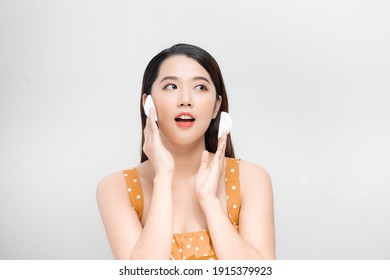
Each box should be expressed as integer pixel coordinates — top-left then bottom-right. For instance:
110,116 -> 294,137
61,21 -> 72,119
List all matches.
200,98 -> 219,117
153,96 -> 173,116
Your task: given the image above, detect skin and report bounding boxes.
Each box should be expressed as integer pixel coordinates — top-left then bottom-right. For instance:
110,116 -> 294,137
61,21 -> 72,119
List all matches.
96,55 -> 275,259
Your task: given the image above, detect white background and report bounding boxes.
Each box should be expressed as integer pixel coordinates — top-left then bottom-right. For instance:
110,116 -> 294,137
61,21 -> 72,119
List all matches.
1,0 -> 389,259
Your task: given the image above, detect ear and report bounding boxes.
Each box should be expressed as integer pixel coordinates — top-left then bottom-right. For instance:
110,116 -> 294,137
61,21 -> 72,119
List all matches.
142,93 -> 147,107
212,95 -> 222,119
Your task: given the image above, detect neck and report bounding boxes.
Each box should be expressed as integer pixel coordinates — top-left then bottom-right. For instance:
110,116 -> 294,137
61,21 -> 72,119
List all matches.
161,137 -> 206,179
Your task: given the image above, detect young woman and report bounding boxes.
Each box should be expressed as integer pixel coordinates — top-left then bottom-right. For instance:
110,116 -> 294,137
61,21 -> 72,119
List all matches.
97,43 -> 275,260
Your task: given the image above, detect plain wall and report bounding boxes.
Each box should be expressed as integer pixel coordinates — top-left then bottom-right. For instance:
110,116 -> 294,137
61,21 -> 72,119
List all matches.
1,0 -> 389,259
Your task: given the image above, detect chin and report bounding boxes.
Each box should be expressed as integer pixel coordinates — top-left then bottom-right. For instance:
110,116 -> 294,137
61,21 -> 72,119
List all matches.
160,129 -> 205,147
171,135 -> 204,146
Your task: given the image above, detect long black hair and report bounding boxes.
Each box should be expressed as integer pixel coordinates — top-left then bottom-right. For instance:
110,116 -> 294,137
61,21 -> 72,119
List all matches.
140,43 -> 235,163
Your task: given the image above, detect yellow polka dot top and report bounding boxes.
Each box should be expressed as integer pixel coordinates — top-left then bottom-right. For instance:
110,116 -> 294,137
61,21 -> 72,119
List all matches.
122,157 -> 241,260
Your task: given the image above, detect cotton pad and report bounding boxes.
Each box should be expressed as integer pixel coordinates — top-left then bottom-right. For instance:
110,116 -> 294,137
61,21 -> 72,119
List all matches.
144,95 -> 158,121
218,112 -> 232,138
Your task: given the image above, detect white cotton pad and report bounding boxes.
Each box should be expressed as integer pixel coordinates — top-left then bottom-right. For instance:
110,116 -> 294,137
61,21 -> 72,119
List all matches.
144,95 -> 158,121
218,112 -> 232,138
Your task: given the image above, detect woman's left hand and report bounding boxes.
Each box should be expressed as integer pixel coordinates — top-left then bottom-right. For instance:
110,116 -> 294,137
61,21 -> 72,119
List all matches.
195,131 -> 228,205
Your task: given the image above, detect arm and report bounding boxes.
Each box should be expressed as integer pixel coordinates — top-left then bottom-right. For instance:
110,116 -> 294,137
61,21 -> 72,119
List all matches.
97,107 -> 175,259
130,174 -> 173,259
196,133 -> 275,259
97,172 -> 143,259
201,162 -> 275,259
96,172 -> 174,259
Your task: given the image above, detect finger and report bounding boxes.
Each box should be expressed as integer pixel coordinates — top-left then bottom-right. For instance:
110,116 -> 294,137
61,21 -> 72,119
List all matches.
145,108 -> 156,142
144,117 -> 150,141
215,131 -> 227,169
149,107 -> 159,133
143,125 -> 151,154
144,110 -> 156,147
149,107 -> 154,122
216,131 -> 227,158
145,110 -> 154,137
199,150 -> 209,171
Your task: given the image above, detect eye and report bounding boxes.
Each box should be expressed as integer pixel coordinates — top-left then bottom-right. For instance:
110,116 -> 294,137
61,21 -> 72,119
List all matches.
195,85 -> 208,91
163,84 -> 177,90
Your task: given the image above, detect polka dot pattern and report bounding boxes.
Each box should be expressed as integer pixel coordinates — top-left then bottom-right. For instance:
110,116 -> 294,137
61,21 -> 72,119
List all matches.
122,157 -> 241,260
122,169 -> 143,220
225,158 -> 241,227
171,230 -> 216,260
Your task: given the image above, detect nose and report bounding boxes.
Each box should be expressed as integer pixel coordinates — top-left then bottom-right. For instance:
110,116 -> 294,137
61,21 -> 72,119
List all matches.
177,89 -> 193,108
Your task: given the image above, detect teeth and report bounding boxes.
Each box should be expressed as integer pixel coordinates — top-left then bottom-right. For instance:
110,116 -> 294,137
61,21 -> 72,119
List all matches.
179,115 -> 193,120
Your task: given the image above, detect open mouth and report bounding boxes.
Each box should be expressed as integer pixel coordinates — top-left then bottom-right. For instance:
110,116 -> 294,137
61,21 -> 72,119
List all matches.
175,112 -> 196,127
175,112 -> 196,122
175,116 -> 195,122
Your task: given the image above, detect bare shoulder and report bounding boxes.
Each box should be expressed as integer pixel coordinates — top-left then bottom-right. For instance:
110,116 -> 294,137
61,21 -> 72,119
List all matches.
237,159 -> 275,259
96,161 -> 149,201
95,167 -> 145,259
238,160 -> 272,196
96,170 -> 127,199
96,166 -> 141,205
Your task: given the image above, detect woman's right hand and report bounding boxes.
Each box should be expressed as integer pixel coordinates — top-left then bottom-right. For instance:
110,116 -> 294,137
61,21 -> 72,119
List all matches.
143,107 -> 175,177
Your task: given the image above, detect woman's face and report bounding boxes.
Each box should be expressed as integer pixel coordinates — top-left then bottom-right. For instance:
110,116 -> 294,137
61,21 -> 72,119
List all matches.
145,55 -> 221,146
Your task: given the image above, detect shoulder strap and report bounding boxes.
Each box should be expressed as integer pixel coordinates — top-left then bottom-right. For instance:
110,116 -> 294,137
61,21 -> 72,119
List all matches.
122,168 -> 143,221
225,158 -> 241,227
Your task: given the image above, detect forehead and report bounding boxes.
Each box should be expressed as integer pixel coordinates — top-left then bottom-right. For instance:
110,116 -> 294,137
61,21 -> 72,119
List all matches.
157,55 -> 212,80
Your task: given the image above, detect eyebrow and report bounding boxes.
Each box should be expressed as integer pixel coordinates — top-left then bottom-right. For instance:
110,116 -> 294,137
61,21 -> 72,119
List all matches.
159,76 -> 211,84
